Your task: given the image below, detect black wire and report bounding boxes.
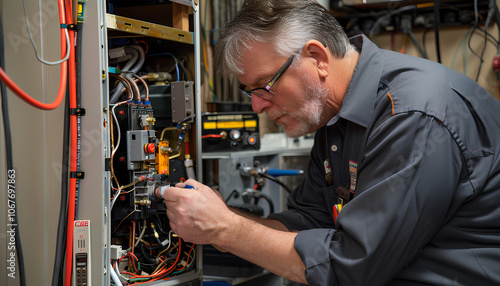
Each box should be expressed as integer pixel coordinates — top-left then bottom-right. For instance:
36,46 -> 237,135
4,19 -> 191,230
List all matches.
225,190 -> 239,203
154,214 -> 170,236
422,28 -> 431,58
258,173 -> 292,194
75,22 -> 83,219
468,0 -> 483,61
494,0 -> 500,53
408,31 -> 428,59
434,0 -> 442,63
476,0 -> 496,81
0,11 -> 27,286
254,193 -> 275,214
475,27 -> 499,48
178,115 -> 194,125
140,240 -> 158,264
51,84 -> 70,286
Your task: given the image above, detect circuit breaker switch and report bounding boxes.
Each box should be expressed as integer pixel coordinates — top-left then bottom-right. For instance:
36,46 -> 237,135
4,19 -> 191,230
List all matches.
126,130 -> 156,170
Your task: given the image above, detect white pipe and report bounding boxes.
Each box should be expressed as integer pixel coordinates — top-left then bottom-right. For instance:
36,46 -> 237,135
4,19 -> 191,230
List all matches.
109,263 -> 122,285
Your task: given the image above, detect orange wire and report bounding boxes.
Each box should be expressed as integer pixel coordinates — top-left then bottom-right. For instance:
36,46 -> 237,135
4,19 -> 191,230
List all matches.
175,243 -> 196,272
0,0 -> 68,110
131,237 -> 182,280
400,34 -> 408,54
64,0 -> 77,285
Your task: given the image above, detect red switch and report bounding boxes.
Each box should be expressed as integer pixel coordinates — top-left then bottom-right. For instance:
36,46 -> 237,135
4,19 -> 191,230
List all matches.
144,143 -> 156,154
493,55 -> 500,73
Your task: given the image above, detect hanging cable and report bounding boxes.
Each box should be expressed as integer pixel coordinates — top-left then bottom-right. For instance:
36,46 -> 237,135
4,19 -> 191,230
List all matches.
476,0 -> 496,81
433,0 -> 442,63
51,88 -> 70,286
109,100 -> 129,193
0,0 -> 68,110
0,10 -> 27,286
401,15 -> 427,59
258,173 -> 293,194
22,0 -> 70,65
254,193 -> 275,214
468,0 -> 483,62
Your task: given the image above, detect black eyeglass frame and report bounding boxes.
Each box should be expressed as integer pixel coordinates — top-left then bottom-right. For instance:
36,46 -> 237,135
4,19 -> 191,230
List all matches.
239,54 -> 296,99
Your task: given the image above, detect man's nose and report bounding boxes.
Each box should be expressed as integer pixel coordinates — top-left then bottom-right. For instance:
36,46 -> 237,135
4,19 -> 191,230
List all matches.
251,95 -> 272,114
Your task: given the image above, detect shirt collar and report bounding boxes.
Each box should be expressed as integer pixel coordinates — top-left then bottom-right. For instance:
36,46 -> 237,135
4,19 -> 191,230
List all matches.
327,35 -> 385,128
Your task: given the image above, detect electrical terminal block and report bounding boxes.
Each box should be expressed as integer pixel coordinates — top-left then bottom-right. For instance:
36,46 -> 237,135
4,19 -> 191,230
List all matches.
139,114 -> 156,129
110,245 -> 123,260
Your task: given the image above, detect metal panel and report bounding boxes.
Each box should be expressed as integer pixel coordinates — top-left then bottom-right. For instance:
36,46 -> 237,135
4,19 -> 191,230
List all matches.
78,0 -> 111,285
0,0 -> 66,285
106,14 -> 194,44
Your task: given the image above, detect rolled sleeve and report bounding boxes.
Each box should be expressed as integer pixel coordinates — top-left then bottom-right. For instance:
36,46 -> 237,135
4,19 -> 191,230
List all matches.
295,229 -> 339,286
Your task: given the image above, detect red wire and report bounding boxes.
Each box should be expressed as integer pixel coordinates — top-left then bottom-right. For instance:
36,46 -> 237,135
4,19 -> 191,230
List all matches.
201,134 -> 222,139
64,0 -> 77,284
131,237 -> 182,280
0,0 -> 68,110
175,243 -> 196,272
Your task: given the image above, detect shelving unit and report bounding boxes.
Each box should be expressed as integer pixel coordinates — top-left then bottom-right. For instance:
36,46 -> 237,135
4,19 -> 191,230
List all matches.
106,14 -> 194,44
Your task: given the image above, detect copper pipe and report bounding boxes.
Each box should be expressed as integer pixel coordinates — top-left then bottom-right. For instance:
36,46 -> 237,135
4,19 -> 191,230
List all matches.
110,74 -> 133,100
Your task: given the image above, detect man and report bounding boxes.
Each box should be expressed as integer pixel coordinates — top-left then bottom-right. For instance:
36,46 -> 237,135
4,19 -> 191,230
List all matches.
164,0 -> 500,285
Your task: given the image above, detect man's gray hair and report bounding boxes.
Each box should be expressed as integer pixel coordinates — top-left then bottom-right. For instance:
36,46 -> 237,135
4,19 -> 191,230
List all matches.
214,0 -> 352,77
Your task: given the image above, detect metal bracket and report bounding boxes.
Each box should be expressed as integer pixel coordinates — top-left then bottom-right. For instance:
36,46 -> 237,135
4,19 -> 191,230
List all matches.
70,108 -> 86,116
70,171 -> 85,179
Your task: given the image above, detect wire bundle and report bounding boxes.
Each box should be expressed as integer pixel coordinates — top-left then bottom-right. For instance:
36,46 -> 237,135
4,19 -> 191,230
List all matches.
111,219 -> 197,285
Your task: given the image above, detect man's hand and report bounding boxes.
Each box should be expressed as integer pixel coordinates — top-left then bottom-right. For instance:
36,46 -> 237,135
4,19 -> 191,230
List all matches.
163,179 -> 235,244
163,179 -> 307,284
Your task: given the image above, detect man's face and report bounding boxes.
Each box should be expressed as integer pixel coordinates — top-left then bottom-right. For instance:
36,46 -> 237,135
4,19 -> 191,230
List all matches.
238,42 -> 329,138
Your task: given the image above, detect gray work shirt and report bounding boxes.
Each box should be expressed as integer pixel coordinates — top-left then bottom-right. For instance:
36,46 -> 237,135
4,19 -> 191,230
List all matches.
269,35 -> 500,285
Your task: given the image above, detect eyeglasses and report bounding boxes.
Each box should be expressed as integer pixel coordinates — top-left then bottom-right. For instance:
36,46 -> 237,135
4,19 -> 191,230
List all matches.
239,54 -> 295,100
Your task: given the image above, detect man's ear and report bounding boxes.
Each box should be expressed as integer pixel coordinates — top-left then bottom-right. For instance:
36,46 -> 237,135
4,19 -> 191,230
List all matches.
302,40 -> 329,78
